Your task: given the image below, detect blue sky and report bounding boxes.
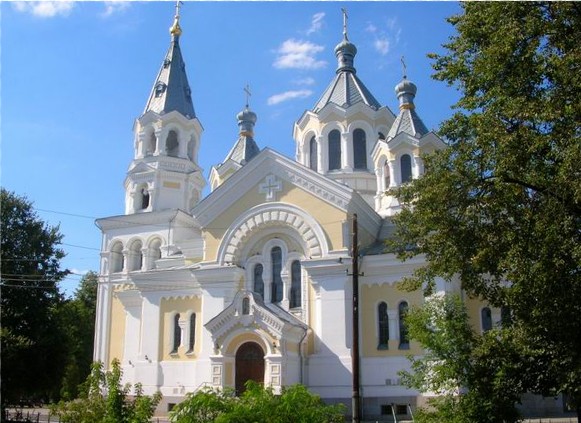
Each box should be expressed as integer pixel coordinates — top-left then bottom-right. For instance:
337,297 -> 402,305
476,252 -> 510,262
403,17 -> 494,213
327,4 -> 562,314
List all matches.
2,1 -> 461,296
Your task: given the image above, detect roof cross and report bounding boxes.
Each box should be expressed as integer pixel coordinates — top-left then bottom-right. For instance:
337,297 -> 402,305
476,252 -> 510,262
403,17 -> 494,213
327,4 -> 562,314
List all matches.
244,84 -> 252,108
341,8 -> 349,39
401,56 -> 407,79
175,0 -> 183,18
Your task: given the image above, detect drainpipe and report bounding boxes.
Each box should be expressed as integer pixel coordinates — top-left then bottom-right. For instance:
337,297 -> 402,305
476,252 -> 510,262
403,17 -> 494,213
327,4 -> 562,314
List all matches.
298,327 -> 309,385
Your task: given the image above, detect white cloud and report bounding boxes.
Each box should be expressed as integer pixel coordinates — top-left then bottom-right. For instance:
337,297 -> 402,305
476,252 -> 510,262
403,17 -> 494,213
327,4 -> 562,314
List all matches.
306,12 -> 325,35
267,90 -> 313,106
366,18 -> 401,56
12,1 -> 75,18
273,39 -> 326,70
374,38 -> 390,56
69,268 -> 90,277
365,23 -> 377,33
101,1 -> 131,18
293,77 -> 316,86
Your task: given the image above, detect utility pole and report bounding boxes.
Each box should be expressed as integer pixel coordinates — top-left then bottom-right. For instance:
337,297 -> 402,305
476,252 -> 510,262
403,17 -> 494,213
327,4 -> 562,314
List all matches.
351,213 -> 361,423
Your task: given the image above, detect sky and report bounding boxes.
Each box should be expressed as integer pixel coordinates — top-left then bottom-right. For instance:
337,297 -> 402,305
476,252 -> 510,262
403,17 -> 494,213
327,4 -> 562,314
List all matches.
1,0 -> 462,296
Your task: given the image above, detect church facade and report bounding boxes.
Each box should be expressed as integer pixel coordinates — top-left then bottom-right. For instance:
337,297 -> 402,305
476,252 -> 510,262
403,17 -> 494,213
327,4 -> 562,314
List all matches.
93,7 -> 496,419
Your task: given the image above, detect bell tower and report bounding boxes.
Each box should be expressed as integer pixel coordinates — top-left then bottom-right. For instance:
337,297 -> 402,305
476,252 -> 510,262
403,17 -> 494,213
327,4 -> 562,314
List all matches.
125,2 -> 205,215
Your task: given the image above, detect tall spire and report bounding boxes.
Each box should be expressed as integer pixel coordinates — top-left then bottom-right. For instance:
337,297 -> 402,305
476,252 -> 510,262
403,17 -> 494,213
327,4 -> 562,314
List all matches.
143,2 -> 195,119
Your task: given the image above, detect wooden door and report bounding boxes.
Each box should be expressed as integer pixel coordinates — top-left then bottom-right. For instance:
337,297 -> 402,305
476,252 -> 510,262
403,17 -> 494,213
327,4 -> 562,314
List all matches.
235,342 -> 265,395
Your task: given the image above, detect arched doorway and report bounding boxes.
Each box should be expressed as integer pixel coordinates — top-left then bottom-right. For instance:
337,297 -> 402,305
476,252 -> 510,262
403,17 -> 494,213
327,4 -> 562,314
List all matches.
235,342 -> 265,395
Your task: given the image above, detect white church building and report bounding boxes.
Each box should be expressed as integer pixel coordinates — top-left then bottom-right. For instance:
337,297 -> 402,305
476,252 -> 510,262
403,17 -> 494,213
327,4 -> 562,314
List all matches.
93,6 -> 498,419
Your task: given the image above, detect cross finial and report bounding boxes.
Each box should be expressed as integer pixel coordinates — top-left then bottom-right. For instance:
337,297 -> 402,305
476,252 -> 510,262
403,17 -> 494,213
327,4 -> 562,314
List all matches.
244,84 -> 252,108
341,8 -> 348,39
175,0 -> 183,18
401,56 -> 407,79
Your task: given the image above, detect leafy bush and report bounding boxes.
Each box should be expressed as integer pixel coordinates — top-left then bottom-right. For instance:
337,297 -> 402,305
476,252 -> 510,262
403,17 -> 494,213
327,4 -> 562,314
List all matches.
170,381 -> 345,423
51,359 -> 161,423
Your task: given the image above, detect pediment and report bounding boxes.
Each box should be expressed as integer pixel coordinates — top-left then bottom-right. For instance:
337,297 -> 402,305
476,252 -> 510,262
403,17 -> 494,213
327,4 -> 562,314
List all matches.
127,161 -> 156,175
204,291 -> 307,346
192,149 -> 369,228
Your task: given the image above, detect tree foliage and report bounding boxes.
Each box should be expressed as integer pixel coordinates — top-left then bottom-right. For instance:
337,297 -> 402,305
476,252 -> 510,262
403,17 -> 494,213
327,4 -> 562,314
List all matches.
1,188 -> 69,406
391,1 -> 581,417
400,295 -> 523,423
52,359 -> 161,423
169,381 -> 345,423
58,271 -> 99,400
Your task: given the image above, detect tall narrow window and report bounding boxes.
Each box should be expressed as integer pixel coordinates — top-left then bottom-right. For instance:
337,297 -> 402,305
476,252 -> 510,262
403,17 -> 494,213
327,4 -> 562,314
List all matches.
481,307 -> 492,332
290,260 -> 301,308
147,132 -> 156,156
110,242 -> 124,273
378,302 -> 389,349
353,129 -> 367,170
188,313 -> 196,353
253,264 -> 264,299
271,247 -> 283,303
328,130 -> 341,171
401,154 -> 412,183
399,301 -> 410,349
140,188 -> 150,210
242,297 -> 250,315
309,136 -> 318,171
166,130 -> 179,157
383,161 -> 391,190
172,313 -> 181,354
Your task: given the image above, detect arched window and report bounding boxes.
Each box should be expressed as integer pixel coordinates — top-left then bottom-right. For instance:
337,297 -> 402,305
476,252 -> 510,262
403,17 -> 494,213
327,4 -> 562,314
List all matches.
253,264 -> 264,299
309,136 -> 318,171
481,307 -> 492,332
166,130 -> 179,157
110,242 -> 124,273
146,132 -> 156,156
172,313 -> 181,354
383,161 -> 391,190
401,154 -> 412,183
353,129 -> 367,170
399,301 -> 410,349
328,129 -> 341,171
187,313 -> 196,353
148,239 -> 162,270
378,302 -> 389,349
140,188 -> 150,210
242,297 -> 250,315
290,260 -> 301,308
128,240 -> 143,271
271,247 -> 283,303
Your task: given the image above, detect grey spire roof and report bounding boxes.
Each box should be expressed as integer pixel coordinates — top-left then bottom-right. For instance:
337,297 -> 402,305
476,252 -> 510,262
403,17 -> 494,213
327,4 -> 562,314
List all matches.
387,77 -> 429,138
142,13 -> 195,119
312,32 -> 381,113
222,106 -> 260,165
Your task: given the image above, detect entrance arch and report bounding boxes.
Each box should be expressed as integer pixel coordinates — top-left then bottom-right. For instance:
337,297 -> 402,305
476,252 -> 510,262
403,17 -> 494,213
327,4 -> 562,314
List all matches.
235,342 -> 265,395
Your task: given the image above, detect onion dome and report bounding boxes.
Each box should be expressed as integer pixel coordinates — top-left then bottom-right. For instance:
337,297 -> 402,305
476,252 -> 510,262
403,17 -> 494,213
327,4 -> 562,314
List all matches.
237,106 -> 257,137
387,76 -> 429,138
334,35 -> 357,74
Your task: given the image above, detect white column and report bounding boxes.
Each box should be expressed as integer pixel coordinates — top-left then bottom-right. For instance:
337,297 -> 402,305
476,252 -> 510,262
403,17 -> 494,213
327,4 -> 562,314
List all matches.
93,277 -> 112,363
389,159 -> 397,187
388,310 -> 398,341
341,132 -> 352,170
316,136 -> 325,174
140,293 -> 163,361
413,155 -> 424,178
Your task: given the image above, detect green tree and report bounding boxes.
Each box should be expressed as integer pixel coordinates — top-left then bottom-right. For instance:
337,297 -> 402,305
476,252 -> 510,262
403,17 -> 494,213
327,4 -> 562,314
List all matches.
170,381 -> 345,423
58,271 -> 99,400
1,189 -> 69,408
52,359 -> 161,423
400,295 -> 523,423
390,2 -> 581,418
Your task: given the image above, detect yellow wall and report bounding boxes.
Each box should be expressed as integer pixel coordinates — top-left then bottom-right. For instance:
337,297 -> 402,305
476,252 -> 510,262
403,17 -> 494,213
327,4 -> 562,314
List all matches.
204,180 -> 347,261
360,284 -> 423,357
108,293 -> 126,365
159,296 -> 202,360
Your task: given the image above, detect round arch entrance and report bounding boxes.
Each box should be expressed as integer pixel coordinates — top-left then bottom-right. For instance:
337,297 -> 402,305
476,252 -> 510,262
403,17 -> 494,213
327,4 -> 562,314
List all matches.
235,342 -> 265,395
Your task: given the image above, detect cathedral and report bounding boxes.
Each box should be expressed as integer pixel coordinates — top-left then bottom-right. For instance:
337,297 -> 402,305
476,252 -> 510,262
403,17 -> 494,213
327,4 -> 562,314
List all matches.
93,5 -> 497,420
